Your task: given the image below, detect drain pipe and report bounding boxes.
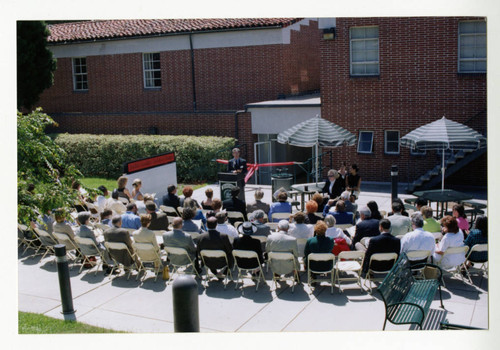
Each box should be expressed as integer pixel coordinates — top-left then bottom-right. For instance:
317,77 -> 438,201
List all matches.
189,33 -> 197,111
234,109 -> 245,145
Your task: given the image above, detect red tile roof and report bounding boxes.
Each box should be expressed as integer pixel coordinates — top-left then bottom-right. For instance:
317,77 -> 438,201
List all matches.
48,18 -> 301,43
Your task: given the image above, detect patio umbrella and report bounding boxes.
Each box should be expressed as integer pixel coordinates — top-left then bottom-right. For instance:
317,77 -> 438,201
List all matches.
277,114 -> 356,182
400,116 -> 486,191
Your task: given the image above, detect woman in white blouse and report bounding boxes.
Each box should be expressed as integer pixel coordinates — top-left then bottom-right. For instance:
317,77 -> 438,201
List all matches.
324,215 -> 352,245
433,215 -> 465,269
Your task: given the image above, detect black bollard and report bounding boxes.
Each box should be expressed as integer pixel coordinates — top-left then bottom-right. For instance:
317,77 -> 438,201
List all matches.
54,244 -> 76,315
391,165 -> 398,203
172,275 -> 199,332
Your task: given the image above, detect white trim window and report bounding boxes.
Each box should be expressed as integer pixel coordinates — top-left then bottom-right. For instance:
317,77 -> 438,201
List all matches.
72,57 -> 88,91
350,26 -> 379,76
357,131 -> 374,154
458,21 -> 486,73
143,53 -> 162,88
384,130 -> 400,154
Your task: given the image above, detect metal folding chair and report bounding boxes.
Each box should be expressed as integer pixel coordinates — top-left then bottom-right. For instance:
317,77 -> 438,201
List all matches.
200,249 -> 233,289
232,250 -> 265,291
308,253 -> 336,294
268,251 -> 300,292
164,246 -> 201,284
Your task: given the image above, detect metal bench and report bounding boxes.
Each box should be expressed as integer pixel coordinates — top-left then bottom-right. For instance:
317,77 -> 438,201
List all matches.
377,253 -> 444,330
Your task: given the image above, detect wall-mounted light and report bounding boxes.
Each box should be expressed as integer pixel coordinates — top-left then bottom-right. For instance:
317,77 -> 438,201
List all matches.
322,27 -> 336,40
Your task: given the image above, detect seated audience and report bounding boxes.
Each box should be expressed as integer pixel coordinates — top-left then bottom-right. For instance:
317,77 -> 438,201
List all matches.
201,188 -> 214,210
121,203 -> 141,230
116,176 -> 132,203
211,198 -> 223,214
215,211 -> 239,243
251,210 -> 271,237
305,200 -> 320,225
246,189 -> 270,214
222,186 -> 247,220
387,198 -> 409,217
415,197 -> 428,212
433,215 -> 465,269
265,220 -> 299,277
304,221 -> 334,272
96,185 -> 109,212
233,222 -> 265,271
324,215 -> 352,245
182,207 -> 204,234
145,201 -> 169,231
196,217 -> 234,276
268,191 -> 292,222
452,204 -> 470,234
133,214 -> 161,254
52,209 -> 76,240
324,200 -> 354,225
387,201 -> 412,236
100,209 -> 113,226
360,219 -> 400,275
463,215 -> 488,264
311,192 -> 326,214
400,212 -> 436,263
367,200 -> 383,221
103,215 -> 140,268
321,169 -> 343,201
131,178 -> 144,201
288,211 -> 313,239
163,217 -> 201,273
180,186 -> 201,209
421,206 -> 441,233
184,198 -> 207,228
162,184 -> 181,209
351,206 -> 380,250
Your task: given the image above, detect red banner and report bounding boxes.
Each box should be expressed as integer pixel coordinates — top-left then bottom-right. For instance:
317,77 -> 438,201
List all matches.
216,159 -> 297,183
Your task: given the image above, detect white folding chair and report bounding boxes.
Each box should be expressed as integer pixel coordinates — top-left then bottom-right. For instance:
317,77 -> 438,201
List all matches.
438,245 -> 469,286
18,224 -> 40,256
160,205 -> 180,217
32,227 -> 58,261
177,207 -> 184,215
52,231 -> 82,267
363,252 -> 398,293
406,250 -> 432,279
336,223 -> 354,230
232,250 -> 265,291
233,221 -> 243,230
103,241 -> 138,280
110,202 -> 126,214
265,222 -> 279,232
463,243 -> 488,283
268,252 -> 300,292
74,236 -> 107,275
133,242 -> 163,281
164,246 -> 201,283
226,211 -> 245,223
307,253 -> 336,294
296,238 -> 308,259
94,223 -> 111,233
199,249 -> 233,289
432,231 -> 443,242
118,197 -> 129,205
335,251 -> 365,293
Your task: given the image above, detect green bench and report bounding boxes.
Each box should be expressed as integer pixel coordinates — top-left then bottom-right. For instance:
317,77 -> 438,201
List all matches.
377,253 -> 444,330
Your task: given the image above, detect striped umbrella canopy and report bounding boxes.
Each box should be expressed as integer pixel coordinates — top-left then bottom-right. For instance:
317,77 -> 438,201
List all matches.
400,116 -> 487,190
277,115 -> 356,182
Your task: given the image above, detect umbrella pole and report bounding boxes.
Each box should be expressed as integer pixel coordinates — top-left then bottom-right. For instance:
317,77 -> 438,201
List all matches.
441,148 -> 445,191
315,142 -> 319,184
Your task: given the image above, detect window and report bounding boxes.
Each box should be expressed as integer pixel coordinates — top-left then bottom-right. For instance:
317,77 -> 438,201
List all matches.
384,130 -> 400,154
72,57 -> 88,91
459,21 -> 486,73
350,26 -> 379,76
143,53 -> 162,88
357,131 -> 374,154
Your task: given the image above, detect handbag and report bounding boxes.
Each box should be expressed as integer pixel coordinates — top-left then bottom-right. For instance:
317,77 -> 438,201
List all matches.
332,237 -> 350,256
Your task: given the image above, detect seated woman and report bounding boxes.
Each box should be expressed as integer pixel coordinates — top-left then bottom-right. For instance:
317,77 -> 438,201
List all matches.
325,200 -> 354,225
452,204 -> 469,234
304,221 -> 334,271
367,200 -> 382,221
133,214 -> 160,253
52,209 -> 76,240
211,198 -> 222,214
71,180 -> 88,212
131,178 -> 144,201
305,200 -> 320,225
268,191 -> 292,222
181,186 -> 201,209
433,215 -> 465,270
324,215 -> 352,245
201,188 -> 214,210
116,176 -> 132,203
346,164 -> 361,199
184,198 -> 207,228
312,192 -> 326,214
100,209 -> 113,226
182,207 -> 204,234
463,215 -> 487,264
421,206 -> 441,233
321,169 -> 343,201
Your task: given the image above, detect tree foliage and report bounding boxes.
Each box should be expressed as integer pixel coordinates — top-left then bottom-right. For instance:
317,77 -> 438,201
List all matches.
17,109 -> 82,224
17,21 -> 57,110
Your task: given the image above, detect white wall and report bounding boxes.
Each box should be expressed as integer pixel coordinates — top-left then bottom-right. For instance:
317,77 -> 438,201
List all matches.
250,106 -> 321,134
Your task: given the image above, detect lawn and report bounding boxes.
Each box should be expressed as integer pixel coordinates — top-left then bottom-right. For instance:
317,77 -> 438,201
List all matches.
79,177 -> 207,194
18,312 -> 122,334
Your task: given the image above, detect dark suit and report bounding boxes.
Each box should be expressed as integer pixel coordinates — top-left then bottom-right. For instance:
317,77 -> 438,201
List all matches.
362,232 -> 400,273
162,193 -> 180,209
233,235 -> 264,269
321,178 -> 344,200
148,211 -> 169,231
103,226 -> 138,267
223,197 -> 247,221
197,229 -> 234,273
227,157 -> 247,174
351,218 -> 380,249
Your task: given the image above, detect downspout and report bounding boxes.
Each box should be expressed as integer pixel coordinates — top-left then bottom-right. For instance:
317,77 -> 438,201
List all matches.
189,33 -> 197,111
234,110 -> 245,145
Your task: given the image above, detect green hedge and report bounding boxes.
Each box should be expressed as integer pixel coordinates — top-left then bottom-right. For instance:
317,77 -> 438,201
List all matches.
53,134 -> 234,182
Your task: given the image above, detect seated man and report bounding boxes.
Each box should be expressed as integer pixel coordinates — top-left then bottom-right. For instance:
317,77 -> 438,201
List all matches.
163,217 -> 201,273
387,201 -> 412,236
196,217 -> 234,277
321,169 -> 344,200
52,209 -> 76,240
246,189 -> 270,215
103,215 -> 140,268
222,186 -> 247,220
145,201 -> 169,231
351,206 -> 380,250
215,211 -> 239,243
233,222 -> 265,271
323,200 -> 354,225
268,191 -> 292,222
133,214 -> 161,253
182,207 -> 205,235
162,184 -> 181,209
400,212 -> 436,264
251,210 -> 271,237
265,220 -> 299,276
359,219 -> 400,275
421,206 -> 441,233
121,203 -> 141,230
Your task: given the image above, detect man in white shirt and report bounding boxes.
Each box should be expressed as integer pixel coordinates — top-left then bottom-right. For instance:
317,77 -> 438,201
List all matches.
400,212 -> 435,263
215,211 -> 239,244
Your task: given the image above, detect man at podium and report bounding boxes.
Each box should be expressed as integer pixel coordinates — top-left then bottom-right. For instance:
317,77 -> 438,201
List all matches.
227,148 -> 247,174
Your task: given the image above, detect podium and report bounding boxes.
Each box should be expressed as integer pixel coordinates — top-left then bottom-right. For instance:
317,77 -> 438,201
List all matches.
218,172 -> 245,201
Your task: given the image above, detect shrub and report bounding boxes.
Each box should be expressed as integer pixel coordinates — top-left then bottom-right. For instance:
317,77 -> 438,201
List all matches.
53,134 -> 234,182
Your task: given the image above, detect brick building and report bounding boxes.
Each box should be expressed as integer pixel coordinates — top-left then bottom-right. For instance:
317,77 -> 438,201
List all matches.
38,17 -> 486,188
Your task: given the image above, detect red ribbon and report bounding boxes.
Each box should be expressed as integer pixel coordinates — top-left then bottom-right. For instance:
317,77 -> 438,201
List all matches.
216,159 -> 297,183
